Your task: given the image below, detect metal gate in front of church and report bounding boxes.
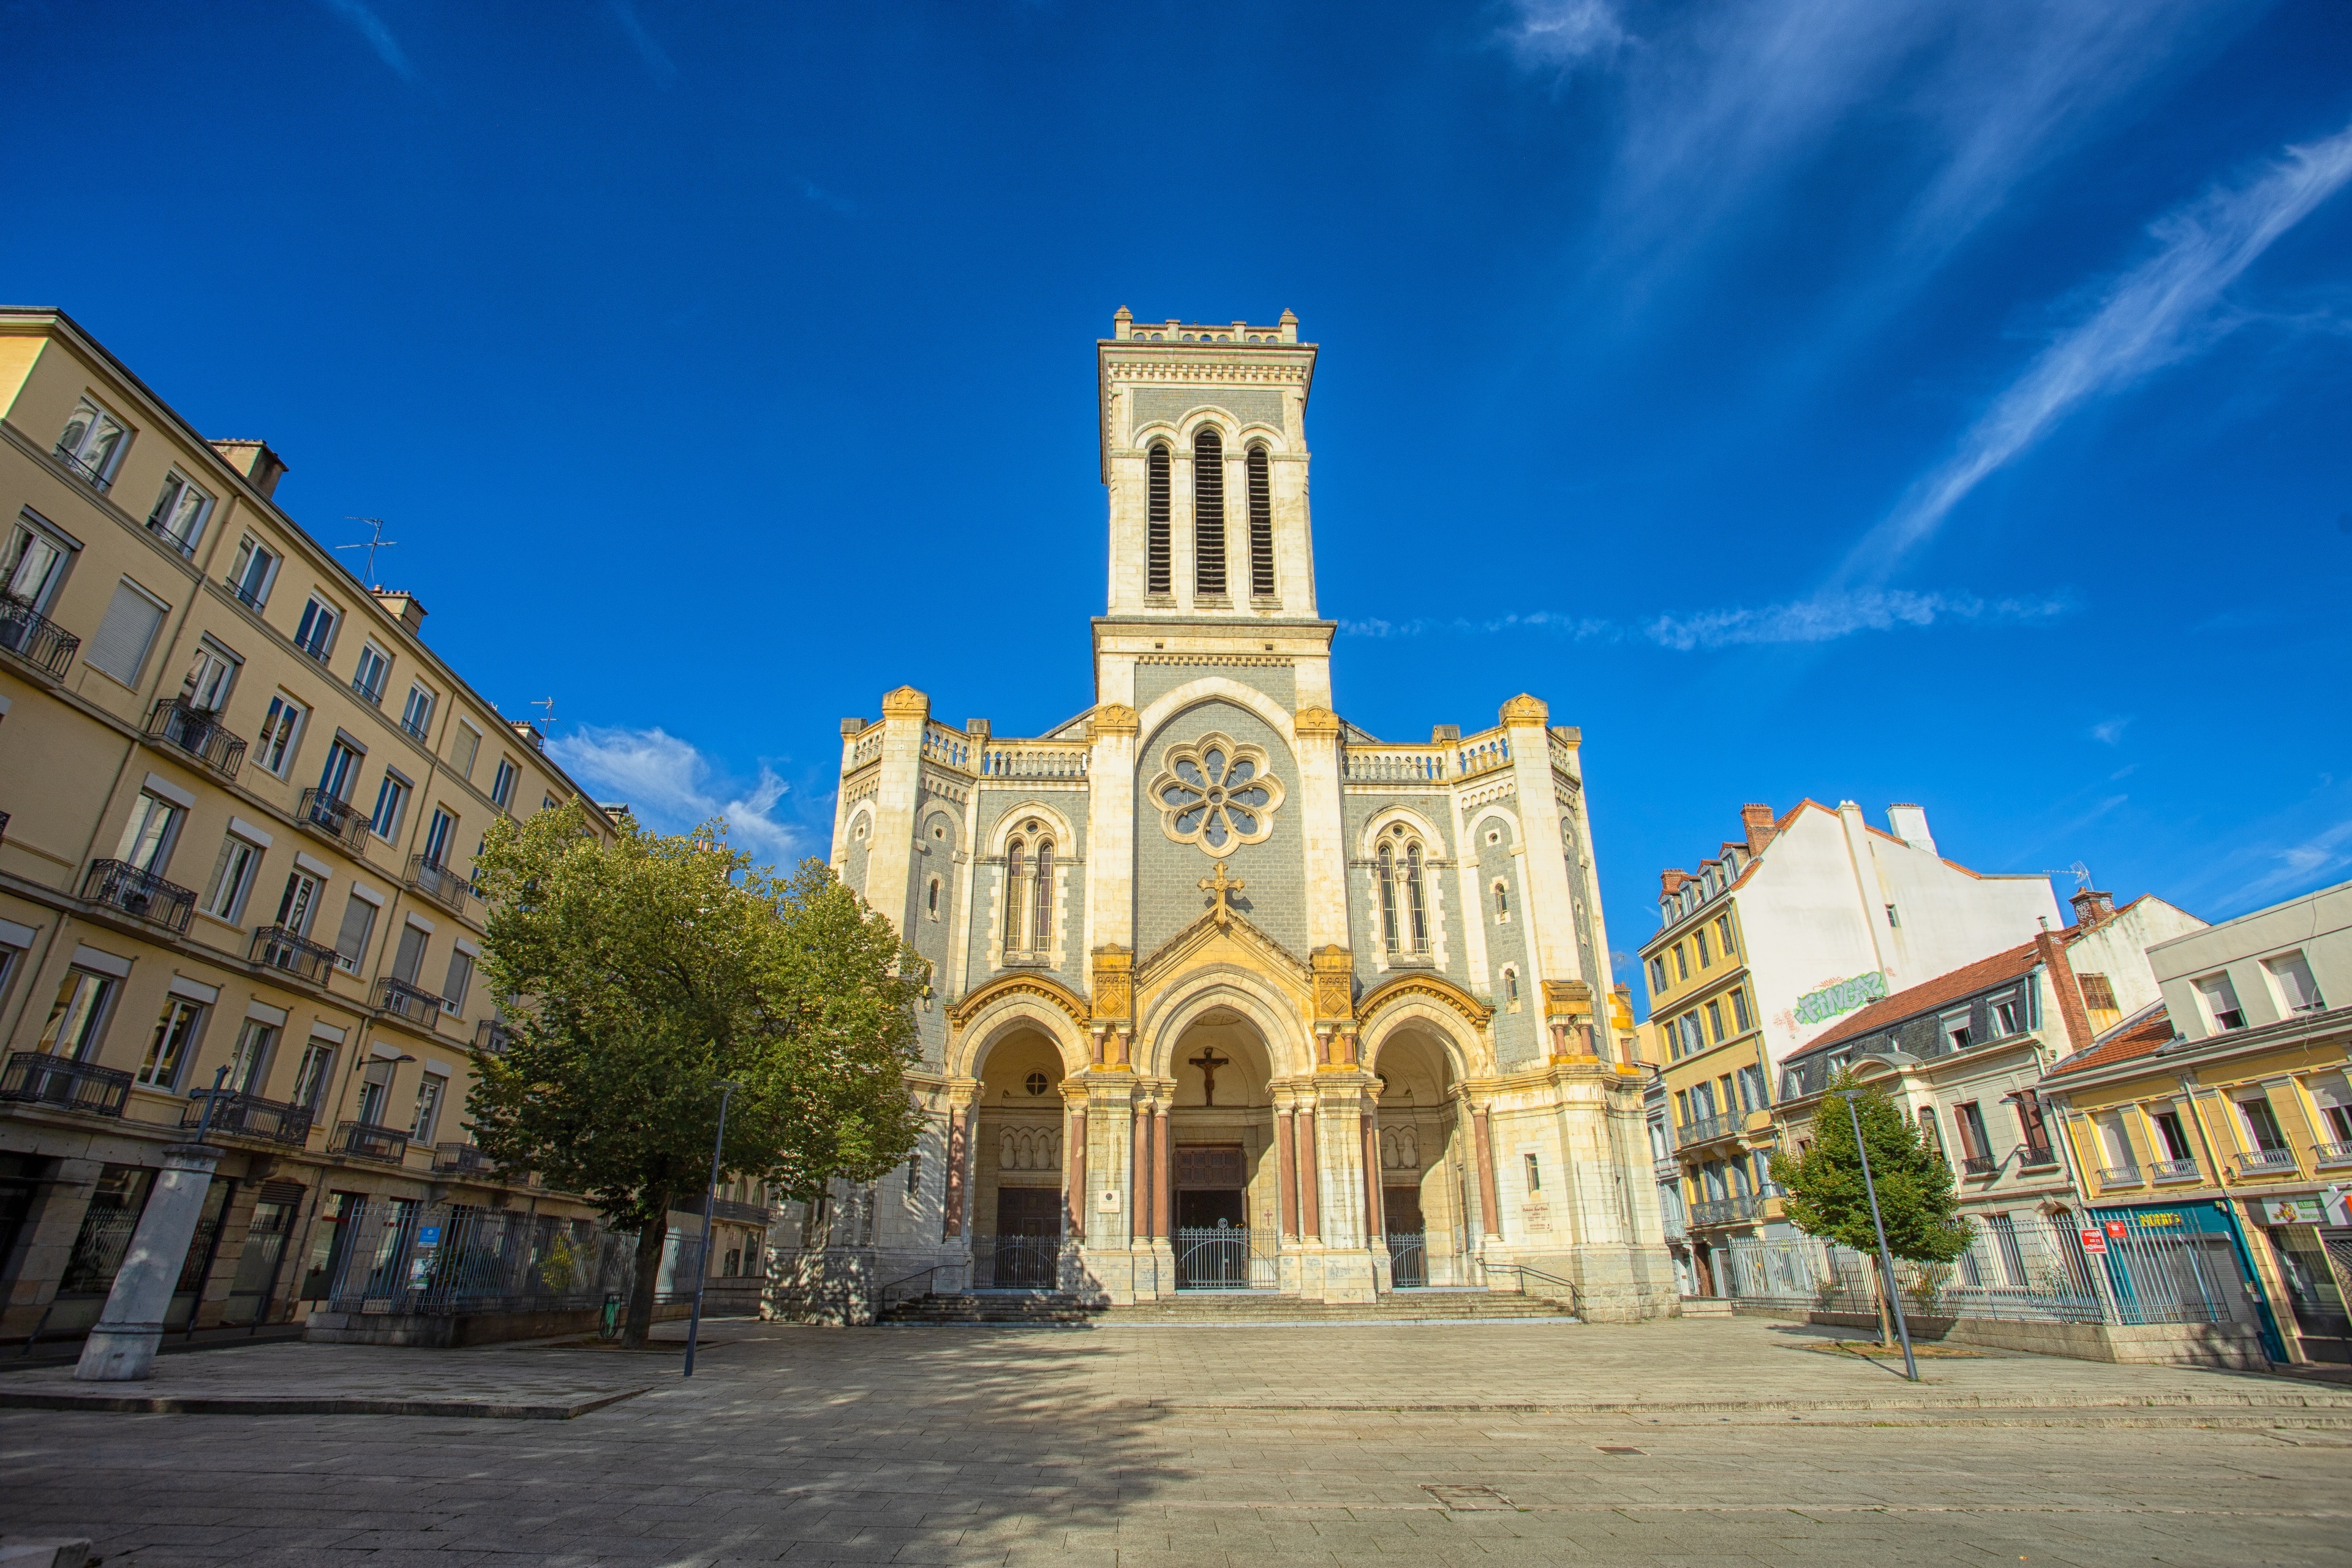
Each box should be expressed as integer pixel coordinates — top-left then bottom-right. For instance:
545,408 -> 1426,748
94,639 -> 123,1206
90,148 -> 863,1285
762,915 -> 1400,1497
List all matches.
987,1235 -> 1061,1290
1386,1231 -> 1428,1288
1174,1225 -> 1251,1289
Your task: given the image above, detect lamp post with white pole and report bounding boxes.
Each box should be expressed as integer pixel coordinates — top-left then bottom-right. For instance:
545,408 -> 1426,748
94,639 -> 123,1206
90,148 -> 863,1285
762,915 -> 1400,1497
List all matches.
1836,1087 -> 1918,1382
683,1080 -> 739,1379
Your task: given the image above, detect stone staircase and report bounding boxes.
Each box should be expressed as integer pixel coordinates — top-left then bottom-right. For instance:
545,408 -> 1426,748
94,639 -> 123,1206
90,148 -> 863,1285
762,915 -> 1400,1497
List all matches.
878,1289 -> 1578,1327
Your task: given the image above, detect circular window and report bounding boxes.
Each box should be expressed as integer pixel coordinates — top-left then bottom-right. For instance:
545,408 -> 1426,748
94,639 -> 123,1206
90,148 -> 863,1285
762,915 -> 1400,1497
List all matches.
1023,1071 -> 1050,1096
932,823 -> 946,840
1487,829 -> 1500,845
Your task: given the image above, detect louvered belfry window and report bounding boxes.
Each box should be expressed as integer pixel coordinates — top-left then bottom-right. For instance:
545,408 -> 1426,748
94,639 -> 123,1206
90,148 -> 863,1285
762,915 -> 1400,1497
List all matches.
1246,443 -> 1274,597
1031,840 -> 1054,951
1146,443 -> 1172,596
1193,428 -> 1226,597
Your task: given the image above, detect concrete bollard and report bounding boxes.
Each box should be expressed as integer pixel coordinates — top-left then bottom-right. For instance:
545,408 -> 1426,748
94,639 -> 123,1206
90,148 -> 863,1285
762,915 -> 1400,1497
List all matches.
74,1143 -> 222,1382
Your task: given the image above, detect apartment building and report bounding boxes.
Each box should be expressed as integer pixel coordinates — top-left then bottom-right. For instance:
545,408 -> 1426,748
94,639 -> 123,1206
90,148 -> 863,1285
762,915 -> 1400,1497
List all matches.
0,307 -> 619,1344
1641,800 -> 2062,1288
2041,878 -> 2352,1366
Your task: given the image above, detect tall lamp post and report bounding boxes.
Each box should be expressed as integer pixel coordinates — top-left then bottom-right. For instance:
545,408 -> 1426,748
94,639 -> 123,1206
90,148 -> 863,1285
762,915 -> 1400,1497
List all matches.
1836,1088 -> 1918,1382
682,1080 -> 739,1379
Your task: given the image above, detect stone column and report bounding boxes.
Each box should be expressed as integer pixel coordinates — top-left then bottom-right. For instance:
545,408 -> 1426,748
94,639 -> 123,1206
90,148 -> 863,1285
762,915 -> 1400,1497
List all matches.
1153,1108 -> 1172,1238
1298,1107 -> 1319,1240
1065,1101 -> 1088,1243
1472,1106 -> 1502,1242
943,1106 -> 969,1240
1276,1109 -> 1298,1238
1130,1110 -> 1148,1245
1362,1115 -> 1384,1243
75,1144 -> 222,1382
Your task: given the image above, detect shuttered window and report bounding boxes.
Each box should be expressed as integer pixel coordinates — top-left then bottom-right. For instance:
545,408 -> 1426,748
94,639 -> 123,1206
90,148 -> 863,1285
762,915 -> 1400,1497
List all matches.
391,921 -> 428,984
1145,443 -> 1171,596
1246,443 -> 1273,597
1193,428 -> 1226,597
86,579 -> 167,685
333,894 -> 377,971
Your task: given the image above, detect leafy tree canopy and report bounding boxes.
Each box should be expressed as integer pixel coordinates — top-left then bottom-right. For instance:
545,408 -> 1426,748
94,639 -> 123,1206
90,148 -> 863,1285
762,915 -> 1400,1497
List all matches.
1768,1071 -> 1970,1266
465,804 -> 925,1343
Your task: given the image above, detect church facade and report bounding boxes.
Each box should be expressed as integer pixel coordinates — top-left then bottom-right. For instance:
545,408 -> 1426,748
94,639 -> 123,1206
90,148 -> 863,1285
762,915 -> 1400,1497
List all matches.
798,311 -> 1674,1317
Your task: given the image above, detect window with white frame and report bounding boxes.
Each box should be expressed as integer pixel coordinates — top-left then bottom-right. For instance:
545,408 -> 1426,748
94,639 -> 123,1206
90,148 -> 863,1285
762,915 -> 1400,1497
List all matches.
2197,972 -> 2246,1031
274,865 -> 325,937
2264,951 -> 2326,1015
410,1071 -> 447,1142
317,735 -> 363,802
202,829 -> 265,921
37,968 -> 118,1060
55,397 -> 130,489
290,1038 -> 336,1111
225,536 -> 278,609
1992,992 -> 2022,1036
255,693 -> 305,777
422,806 -> 457,868
399,684 -> 435,742
86,578 -> 168,687
179,638 -> 240,712
1941,1009 -> 1973,1053
293,597 -> 339,662
351,642 -> 390,706
225,1017 -> 277,1095
137,992 -> 208,1090
146,472 -> 213,556
370,769 -> 412,841
4,512 -> 74,610
2309,1074 -> 2352,1144
2236,1093 -> 2288,1153
450,720 -> 481,781
115,791 -> 184,875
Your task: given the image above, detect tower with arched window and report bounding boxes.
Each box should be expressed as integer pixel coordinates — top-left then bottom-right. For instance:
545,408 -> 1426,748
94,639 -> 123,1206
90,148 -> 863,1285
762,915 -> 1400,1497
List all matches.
806,311 -> 1673,1324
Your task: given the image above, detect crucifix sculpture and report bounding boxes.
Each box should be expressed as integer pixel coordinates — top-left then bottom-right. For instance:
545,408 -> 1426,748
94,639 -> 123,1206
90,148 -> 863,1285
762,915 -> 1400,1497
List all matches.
1198,862 -> 1246,926
1189,1047 -> 1232,1107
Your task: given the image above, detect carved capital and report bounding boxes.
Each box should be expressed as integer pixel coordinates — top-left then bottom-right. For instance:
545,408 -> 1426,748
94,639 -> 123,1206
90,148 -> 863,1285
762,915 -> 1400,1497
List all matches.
1292,705 -> 1343,739
1089,703 -> 1140,737
1311,946 -> 1355,1024
1499,692 -> 1549,728
1542,979 -> 1594,1019
881,685 -> 929,719
1091,946 -> 1134,1023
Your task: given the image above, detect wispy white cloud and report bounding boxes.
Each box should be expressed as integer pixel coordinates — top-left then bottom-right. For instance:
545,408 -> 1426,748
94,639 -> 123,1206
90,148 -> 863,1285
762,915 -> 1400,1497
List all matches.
1500,0 -> 1628,70
317,0 -> 413,80
608,0 -> 677,88
1340,587 -> 2071,649
548,725 -> 802,864
1836,118 -> 2352,586
2090,716 -> 2132,744
2225,816 -> 2352,910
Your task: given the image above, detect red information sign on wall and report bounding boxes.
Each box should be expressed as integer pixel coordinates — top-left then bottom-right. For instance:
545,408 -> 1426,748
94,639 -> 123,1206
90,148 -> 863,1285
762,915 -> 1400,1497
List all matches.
2106,1220 -> 2128,1239
2079,1228 -> 2109,1255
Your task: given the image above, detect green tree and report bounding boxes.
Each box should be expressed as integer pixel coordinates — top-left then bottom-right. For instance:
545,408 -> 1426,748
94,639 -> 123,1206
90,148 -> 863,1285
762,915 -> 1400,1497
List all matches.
467,803 -> 925,1347
1766,1072 -> 1970,1346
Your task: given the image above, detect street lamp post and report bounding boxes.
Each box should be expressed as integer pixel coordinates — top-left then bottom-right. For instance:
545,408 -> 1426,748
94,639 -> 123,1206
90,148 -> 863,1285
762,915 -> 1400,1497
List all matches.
682,1080 -> 739,1379
1838,1088 -> 1918,1382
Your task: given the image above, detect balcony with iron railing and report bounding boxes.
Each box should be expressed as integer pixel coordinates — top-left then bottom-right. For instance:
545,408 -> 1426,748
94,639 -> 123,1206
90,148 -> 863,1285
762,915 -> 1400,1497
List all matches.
406,855 -> 469,916
0,595 -> 80,678
2095,1165 -> 2144,1188
1960,1155 -> 1999,1177
351,673 -> 384,707
183,1090 -> 313,1147
378,976 -> 442,1028
83,858 -> 195,933
2315,1140 -> 2352,1168
432,1141 -> 491,1174
1689,1194 -> 1766,1227
145,699 -> 246,780
2019,1142 -> 2060,1170
298,788 -> 370,852
2234,1147 -> 2300,1178
1674,1110 -> 1743,1150
399,709 -> 431,742
334,1120 -> 410,1163
2151,1158 -> 2202,1183
251,924 -> 339,986
0,1051 -> 131,1116
53,442 -> 114,492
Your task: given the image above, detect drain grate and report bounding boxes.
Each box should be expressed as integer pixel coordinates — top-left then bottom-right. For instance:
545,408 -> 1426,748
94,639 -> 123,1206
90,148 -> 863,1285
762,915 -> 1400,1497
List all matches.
1596,1446 -> 1646,1455
1424,1484 -> 1515,1510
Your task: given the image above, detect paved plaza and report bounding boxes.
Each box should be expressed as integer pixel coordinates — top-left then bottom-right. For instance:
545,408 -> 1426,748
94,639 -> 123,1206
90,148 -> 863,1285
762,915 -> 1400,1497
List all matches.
2,1316 -> 2348,1567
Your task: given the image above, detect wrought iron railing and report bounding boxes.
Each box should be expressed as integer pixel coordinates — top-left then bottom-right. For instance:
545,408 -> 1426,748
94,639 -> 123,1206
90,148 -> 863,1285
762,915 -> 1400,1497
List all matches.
0,1051 -> 131,1116
252,924 -> 339,984
1173,1225 -> 1250,1289
406,855 -> 469,915
1960,1155 -> 1998,1177
224,573 -> 266,611
1690,1194 -> 1765,1226
2151,1158 -> 2203,1183
145,698 -> 247,780
2095,1165 -> 2144,1188
2234,1147 -> 2299,1177
1386,1231 -> 1428,1287
379,976 -> 442,1028
334,1120 -> 410,1163
53,442 -> 113,491
0,595 -> 80,677
2315,1141 -> 2352,1168
83,858 -> 195,932
351,674 -> 384,707
298,788 -> 370,851
183,1090 -> 312,1146
1675,1110 -> 1742,1150
986,1234 -> 1062,1290
2019,1142 -> 2060,1169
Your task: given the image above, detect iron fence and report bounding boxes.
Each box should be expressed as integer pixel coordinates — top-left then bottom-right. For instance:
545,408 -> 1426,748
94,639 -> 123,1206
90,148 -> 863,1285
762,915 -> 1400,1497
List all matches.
1174,1224 -> 1251,1289
1713,1215 -> 2251,1327
334,1120 -> 410,1163
379,976 -> 442,1027
1387,1231 -> 1428,1287
985,1234 -> 1061,1289
325,1200 -> 639,1317
405,856 -> 470,916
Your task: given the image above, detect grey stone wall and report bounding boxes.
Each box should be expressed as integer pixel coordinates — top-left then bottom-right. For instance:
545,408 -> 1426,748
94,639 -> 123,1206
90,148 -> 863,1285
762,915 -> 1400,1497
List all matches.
1134,659 -> 1297,716
1477,815 -> 1544,1068
1134,699 -> 1304,960
964,786 -> 1091,995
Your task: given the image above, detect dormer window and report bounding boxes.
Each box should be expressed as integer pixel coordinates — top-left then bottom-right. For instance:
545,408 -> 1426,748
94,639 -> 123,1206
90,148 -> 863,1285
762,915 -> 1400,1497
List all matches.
1193,428 -> 1226,598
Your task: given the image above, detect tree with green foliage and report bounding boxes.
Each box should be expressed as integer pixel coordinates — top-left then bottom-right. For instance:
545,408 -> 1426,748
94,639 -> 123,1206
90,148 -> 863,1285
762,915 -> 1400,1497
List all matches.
466,803 -> 925,1347
1767,1071 -> 1971,1346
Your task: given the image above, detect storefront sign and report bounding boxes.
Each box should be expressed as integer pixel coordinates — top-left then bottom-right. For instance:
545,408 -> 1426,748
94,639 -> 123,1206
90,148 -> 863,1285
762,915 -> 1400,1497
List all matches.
2257,1197 -> 2325,1224
1793,971 -> 1889,1026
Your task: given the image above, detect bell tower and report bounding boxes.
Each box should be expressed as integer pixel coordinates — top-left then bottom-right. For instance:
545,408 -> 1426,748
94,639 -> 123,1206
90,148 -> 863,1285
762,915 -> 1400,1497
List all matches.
1094,307 -> 1331,709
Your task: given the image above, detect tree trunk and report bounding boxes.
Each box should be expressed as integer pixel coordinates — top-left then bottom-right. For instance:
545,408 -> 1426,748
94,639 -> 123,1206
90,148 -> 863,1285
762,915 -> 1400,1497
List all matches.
1870,1253 -> 1896,1349
624,1205 -> 670,1349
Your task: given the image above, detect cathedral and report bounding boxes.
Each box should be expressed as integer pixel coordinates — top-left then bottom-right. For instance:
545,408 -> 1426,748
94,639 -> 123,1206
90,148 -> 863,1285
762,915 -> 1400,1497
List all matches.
799,311 -> 1673,1317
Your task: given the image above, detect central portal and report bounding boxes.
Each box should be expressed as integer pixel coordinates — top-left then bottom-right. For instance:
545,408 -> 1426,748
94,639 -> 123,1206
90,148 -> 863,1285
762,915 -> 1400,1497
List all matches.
1166,1008 -> 1278,1291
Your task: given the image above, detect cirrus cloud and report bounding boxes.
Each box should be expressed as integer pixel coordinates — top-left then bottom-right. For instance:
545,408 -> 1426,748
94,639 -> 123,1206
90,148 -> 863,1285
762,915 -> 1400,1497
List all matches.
548,725 -> 803,864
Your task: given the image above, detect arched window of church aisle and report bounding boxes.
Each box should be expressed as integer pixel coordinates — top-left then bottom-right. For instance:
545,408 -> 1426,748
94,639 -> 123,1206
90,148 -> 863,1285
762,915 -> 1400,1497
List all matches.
1246,442 -> 1274,598
1492,879 -> 1509,922
927,876 -> 941,919
1004,839 -> 1027,952
1404,843 -> 1429,953
1377,842 -> 1399,952
1030,839 -> 1054,952
1147,442 -> 1172,597
1503,967 -> 1521,1011
1193,427 -> 1226,598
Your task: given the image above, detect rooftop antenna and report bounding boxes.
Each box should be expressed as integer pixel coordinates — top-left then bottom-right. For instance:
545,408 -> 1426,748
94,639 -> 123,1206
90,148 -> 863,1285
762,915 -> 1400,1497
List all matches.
531,696 -> 556,731
336,517 -> 398,584
2068,861 -> 2094,890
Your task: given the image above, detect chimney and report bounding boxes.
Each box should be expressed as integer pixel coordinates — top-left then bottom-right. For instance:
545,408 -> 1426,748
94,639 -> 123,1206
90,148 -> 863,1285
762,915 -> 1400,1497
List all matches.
371,589 -> 426,636
209,439 -> 288,500
1659,869 -> 1690,900
1885,804 -> 1937,857
2070,887 -> 2116,930
1740,803 -> 1777,856
2036,928 -> 2094,1052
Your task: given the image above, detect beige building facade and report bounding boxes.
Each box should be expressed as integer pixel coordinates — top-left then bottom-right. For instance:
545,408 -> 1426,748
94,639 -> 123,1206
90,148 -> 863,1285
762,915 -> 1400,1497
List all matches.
789,311 -> 1674,1318
0,308 -> 624,1343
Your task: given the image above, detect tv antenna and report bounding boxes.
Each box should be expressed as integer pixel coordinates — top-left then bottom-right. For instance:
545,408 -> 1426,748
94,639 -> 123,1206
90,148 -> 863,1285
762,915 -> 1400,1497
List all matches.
336,517 -> 399,583
2068,861 -> 2094,890
531,696 -> 557,730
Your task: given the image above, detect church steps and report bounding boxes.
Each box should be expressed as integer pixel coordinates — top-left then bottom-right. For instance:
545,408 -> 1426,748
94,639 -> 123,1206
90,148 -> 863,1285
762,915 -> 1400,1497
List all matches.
877,1291 -> 1578,1326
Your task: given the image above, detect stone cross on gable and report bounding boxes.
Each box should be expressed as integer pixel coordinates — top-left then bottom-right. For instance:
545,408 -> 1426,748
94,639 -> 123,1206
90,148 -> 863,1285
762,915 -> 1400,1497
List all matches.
1198,862 -> 1245,926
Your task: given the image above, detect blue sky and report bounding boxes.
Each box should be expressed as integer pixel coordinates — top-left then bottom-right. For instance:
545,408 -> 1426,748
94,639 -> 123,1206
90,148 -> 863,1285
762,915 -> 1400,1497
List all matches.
9,1 -> 2350,1016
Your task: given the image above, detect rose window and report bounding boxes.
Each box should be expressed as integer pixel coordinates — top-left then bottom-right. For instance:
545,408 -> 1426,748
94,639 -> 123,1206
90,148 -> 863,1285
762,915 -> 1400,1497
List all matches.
1149,732 -> 1284,858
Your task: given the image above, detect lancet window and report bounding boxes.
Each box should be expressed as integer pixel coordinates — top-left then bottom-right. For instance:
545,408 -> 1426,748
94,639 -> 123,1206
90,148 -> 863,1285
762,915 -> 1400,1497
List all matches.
1193,428 -> 1226,597
1146,442 -> 1172,597
1003,827 -> 1055,959
1376,825 -> 1431,957
1246,443 -> 1273,598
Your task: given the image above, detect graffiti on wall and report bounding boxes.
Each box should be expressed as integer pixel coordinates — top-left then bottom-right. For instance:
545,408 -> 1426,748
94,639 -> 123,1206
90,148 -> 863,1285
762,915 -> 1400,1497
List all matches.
1790,971 -> 1888,1027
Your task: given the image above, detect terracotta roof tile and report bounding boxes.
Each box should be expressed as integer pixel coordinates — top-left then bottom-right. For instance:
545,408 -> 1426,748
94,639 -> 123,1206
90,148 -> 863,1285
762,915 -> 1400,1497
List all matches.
1787,940 -> 2043,1060
2043,1004 -> 2176,1080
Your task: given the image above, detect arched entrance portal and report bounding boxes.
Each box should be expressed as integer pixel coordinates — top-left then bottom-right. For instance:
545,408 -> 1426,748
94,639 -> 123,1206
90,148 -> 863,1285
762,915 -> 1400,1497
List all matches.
1167,1009 -> 1276,1289
1368,1028 -> 1472,1289
971,1028 -> 1067,1289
